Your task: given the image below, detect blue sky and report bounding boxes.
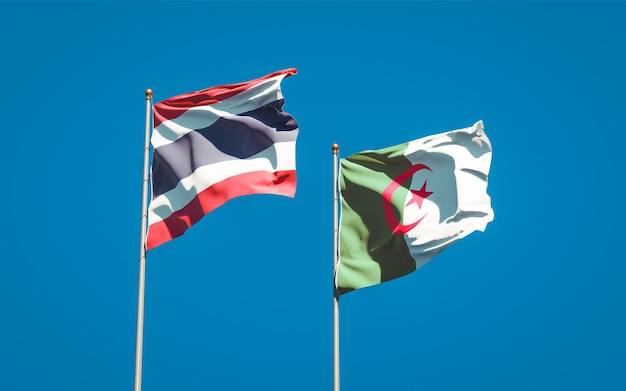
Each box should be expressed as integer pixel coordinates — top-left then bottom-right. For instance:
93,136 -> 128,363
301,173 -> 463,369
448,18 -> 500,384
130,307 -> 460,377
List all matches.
1,1 -> 625,390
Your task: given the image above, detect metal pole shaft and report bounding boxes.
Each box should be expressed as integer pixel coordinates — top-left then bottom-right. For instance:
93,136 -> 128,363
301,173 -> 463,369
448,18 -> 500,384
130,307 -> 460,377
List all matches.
134,89 -> 152,391
332,143 -> 340,391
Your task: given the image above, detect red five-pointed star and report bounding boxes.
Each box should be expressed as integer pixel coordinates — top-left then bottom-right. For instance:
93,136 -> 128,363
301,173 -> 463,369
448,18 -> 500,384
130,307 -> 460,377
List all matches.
405,181 -> 433,209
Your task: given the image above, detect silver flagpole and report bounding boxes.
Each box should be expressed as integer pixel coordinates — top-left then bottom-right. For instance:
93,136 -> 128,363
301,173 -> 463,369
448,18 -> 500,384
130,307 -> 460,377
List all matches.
332,143 -> 340,391
134,88 -> 153,391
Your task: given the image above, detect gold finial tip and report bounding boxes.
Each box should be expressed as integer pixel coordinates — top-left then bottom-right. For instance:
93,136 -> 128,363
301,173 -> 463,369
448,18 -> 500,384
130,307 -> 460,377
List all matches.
145,88 -> 153,99
332,143 -> 339,152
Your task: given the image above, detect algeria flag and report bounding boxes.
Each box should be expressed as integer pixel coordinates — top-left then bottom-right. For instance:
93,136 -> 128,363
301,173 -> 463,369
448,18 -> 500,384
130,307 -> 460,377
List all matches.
336,121 -> 494,295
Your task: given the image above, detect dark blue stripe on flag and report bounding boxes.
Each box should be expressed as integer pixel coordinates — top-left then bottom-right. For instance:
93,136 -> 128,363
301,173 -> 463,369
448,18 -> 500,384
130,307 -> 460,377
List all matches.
151,100 -> 298,198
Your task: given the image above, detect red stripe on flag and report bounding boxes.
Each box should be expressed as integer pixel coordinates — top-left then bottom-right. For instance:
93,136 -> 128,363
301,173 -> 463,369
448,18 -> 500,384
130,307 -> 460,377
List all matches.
146,169 -> 296,250
153,68 -> 297,127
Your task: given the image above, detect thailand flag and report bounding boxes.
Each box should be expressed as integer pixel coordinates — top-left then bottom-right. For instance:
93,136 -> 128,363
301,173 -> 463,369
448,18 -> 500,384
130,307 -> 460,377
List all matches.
146,69 -> 299,250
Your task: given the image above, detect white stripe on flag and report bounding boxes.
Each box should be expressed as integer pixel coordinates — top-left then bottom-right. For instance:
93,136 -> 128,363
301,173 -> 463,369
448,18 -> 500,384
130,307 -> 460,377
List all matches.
401,120 -> 493,257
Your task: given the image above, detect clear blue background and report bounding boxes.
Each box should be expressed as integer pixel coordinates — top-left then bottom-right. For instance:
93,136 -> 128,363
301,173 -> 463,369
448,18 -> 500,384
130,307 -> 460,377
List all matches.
1,1 -> 624,390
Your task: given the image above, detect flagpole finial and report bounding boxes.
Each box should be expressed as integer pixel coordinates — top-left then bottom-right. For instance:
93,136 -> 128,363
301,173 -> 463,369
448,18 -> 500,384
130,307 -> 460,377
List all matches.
145,89 -> 153,100
332,143 -> 339,154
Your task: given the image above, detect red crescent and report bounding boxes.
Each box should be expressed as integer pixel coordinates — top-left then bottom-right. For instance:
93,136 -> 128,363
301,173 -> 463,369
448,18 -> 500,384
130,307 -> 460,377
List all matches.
382,164 -> 431,235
